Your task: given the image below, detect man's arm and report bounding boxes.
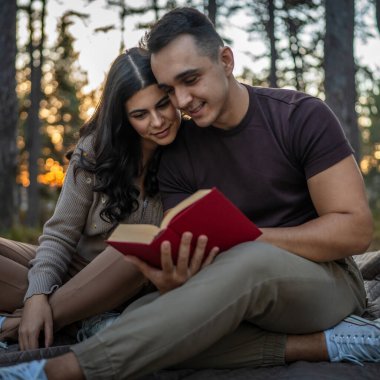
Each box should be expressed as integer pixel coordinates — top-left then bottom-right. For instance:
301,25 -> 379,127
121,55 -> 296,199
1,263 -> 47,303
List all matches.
258,155 -> 373,261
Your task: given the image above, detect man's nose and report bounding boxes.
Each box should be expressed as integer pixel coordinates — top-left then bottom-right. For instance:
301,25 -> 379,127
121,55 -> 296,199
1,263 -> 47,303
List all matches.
173,87 -> 192,109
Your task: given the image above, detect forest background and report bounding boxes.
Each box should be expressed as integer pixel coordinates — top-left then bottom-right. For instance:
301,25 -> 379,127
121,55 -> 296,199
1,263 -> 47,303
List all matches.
1,0 -> 380,250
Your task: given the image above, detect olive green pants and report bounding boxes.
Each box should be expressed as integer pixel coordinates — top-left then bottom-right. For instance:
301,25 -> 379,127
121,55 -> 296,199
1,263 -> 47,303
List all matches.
71,241 -> 366,380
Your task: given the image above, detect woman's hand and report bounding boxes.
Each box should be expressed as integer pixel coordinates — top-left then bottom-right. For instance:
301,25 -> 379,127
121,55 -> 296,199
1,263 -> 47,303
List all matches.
19,294 -> 53,350
125,232 -> 219,294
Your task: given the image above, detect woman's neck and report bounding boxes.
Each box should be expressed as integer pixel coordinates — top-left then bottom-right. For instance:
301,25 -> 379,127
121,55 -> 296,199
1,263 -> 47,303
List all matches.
141,139 -> 157,167
137,139 -> 158,195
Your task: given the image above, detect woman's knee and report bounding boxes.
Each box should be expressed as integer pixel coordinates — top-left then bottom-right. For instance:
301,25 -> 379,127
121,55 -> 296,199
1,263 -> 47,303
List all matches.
0,237 -> 36,264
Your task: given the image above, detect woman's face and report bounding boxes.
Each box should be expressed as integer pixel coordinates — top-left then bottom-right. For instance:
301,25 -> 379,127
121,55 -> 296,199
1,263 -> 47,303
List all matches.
126,84 -> 181,149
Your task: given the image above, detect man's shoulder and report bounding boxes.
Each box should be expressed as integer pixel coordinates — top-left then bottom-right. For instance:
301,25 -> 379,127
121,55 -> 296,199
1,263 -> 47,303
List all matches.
247,85 -> 316,106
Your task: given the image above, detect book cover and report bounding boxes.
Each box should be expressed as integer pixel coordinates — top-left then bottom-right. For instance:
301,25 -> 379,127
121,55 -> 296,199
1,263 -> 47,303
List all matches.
107,188 -> 262,268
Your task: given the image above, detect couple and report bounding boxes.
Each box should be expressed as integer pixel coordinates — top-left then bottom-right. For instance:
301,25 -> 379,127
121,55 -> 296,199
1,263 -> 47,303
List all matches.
1,7 -> 379,380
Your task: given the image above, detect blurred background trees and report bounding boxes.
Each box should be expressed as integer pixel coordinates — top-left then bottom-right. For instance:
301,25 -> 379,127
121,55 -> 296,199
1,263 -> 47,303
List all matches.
1,0 -> 380,247
0,0 -> 18,231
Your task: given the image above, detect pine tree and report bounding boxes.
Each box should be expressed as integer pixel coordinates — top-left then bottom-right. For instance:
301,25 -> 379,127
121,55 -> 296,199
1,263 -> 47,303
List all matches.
37,10 -> 91,192
242,0 -> 324,94
16,8 -> 94,223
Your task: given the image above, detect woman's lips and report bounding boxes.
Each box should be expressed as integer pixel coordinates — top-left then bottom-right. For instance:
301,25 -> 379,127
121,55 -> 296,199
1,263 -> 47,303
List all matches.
153,126 -> 170,138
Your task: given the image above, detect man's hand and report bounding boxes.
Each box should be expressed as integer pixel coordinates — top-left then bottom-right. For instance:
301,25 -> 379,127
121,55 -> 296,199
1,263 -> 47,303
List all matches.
125,232 -> 219,294
19,294 -> 54,350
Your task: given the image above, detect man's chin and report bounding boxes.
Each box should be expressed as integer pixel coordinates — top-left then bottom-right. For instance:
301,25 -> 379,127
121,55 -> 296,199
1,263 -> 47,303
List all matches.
191,114 -> 215,128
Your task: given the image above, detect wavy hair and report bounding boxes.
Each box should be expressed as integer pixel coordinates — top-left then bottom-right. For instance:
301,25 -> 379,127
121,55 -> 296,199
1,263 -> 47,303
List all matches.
75,47 -> 160,223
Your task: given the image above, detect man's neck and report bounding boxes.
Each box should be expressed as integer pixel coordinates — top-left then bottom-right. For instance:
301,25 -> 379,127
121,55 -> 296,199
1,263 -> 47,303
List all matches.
213,80 -> 249,130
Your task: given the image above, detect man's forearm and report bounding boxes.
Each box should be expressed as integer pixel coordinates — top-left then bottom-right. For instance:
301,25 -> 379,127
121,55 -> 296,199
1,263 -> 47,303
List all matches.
258,211 -> 373,262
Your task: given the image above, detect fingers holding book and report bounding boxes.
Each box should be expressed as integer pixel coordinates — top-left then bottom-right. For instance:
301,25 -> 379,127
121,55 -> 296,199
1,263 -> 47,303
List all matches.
124,232 -> 219,295
186,233 -> 220,274
175,232 -> 219,278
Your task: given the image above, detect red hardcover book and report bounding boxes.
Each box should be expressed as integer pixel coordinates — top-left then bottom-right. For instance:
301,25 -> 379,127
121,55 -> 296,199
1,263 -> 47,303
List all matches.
107,187 -> 262,268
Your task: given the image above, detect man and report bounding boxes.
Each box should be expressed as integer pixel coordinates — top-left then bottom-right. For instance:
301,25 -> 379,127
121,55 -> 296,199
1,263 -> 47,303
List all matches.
1,7 -> 379,380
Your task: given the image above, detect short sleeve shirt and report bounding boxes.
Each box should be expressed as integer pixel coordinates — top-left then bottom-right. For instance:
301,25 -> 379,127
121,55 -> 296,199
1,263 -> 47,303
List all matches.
158,86 -> 353,228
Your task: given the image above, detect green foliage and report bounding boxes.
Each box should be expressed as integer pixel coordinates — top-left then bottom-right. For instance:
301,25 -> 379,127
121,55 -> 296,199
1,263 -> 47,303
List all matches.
360,76 -> 380,251
369,208 -> 380,250
42,11 -> 88,158
242,0 -> 324,94
358,74 -> 380,211
12,5 -> 100,229
3,224 -> 42,245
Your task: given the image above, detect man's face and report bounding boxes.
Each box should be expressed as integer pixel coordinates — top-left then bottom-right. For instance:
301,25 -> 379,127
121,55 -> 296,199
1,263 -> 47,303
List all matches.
151,34 -> 231,128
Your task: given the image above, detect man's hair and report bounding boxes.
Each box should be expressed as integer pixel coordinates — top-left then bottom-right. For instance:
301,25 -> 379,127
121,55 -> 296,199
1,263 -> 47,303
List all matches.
146,7 -> 224,61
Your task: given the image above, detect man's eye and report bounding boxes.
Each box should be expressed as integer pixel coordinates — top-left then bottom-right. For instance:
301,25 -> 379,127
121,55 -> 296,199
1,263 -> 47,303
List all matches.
184,76 -> 197,84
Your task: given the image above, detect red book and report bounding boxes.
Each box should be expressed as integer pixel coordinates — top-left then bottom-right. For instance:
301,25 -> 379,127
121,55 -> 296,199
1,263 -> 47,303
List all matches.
107,187 -> 262,268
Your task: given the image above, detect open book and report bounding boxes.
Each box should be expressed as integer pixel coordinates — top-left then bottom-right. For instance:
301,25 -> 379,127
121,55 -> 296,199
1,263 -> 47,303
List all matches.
107,187 -> 262,268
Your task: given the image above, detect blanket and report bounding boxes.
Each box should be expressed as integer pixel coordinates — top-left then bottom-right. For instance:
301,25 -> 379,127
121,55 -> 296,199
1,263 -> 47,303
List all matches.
354,251 -> 380,320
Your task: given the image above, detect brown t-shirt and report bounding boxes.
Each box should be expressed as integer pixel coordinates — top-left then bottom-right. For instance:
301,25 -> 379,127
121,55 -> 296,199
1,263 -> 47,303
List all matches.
158,85 -> 353,228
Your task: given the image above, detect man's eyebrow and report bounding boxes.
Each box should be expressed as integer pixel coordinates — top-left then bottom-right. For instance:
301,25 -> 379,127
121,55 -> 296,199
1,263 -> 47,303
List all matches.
174,69 -> 198,81
158,69 -> 199,88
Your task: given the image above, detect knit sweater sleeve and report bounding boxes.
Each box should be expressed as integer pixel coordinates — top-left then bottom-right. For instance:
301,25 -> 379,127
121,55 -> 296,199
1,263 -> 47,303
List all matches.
25,137 -> 95,301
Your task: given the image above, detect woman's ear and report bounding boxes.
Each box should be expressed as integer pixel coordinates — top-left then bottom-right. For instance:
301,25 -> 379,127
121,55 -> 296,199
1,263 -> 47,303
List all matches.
219,46 -> 234,76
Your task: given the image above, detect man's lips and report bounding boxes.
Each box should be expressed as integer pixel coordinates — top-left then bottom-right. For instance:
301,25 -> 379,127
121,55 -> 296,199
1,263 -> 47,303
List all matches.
187,102 -> 204,116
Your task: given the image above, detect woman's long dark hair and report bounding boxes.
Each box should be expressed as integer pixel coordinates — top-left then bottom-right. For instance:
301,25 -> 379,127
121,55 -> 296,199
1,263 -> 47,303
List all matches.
75,47 -> 161,223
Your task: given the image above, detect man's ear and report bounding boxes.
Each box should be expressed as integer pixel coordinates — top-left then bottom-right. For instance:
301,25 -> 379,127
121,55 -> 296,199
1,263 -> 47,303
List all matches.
219,46 -> 234,76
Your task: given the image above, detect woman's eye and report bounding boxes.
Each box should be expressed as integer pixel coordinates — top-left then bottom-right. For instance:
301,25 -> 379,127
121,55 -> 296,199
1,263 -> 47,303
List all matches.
132,113 -> 146,119
158,100 -> 170,109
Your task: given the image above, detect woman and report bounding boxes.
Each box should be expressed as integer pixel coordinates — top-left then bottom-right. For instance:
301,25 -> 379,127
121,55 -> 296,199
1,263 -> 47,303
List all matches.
0,47 -> 211,351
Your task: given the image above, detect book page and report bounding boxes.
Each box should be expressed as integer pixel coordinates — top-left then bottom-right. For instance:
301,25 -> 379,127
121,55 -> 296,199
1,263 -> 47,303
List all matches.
108,224 -> 160,244
161,189 -> 212,228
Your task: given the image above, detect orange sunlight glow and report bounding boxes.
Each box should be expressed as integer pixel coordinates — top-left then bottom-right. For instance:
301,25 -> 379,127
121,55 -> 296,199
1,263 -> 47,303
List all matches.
17,159 -> 66,188
38,158 -> 66,187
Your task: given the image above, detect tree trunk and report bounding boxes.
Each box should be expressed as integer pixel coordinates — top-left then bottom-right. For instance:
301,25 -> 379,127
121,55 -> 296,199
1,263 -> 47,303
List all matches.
152,0 -> 159,21
267,0 -> 278,87
324,0 -> 359,159
26,0 -> 47,227
206,0 -> 217,26
286,16 -> 305,92
376,0 -> 380,34
0,0 -> 18,231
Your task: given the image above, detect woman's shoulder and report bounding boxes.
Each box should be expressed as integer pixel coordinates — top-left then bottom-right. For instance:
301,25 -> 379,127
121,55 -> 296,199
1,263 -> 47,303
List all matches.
72,134 -> 96,161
